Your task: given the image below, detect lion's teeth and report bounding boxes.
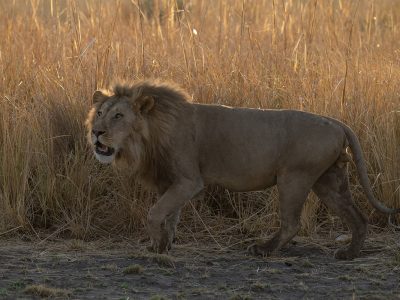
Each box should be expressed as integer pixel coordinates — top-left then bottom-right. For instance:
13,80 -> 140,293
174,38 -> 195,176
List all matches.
98,145 -> 108,151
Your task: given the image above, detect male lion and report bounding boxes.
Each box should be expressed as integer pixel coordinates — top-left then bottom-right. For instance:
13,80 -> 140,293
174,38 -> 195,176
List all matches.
85,80 -> 399,260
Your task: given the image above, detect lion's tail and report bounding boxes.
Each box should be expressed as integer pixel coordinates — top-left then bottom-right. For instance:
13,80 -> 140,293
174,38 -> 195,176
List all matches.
327,117 -> 400,215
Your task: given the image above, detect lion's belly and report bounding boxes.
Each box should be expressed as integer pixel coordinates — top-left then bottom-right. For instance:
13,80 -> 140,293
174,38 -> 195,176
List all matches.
203,170 -> 278,192
200,141 -> 281,192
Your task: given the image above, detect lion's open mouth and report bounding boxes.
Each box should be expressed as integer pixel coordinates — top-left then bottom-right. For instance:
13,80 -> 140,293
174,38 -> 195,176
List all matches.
95,141 -> 115,156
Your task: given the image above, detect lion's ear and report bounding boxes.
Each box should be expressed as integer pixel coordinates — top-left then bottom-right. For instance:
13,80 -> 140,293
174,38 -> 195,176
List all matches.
134,95 -> 155,114
92,90 -> 106,104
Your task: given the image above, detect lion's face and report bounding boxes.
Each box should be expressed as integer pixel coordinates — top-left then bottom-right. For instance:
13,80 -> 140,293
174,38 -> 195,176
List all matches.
85,90 -> 153,165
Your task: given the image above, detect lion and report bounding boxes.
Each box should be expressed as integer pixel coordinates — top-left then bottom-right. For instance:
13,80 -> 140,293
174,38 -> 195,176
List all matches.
85,80 -> 399,260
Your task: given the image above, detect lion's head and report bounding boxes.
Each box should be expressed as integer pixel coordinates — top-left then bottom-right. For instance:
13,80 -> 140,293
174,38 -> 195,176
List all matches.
85,80 -> 190,181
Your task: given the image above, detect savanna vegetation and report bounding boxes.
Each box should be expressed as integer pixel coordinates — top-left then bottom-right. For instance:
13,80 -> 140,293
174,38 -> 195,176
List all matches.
0,0 -> 399,244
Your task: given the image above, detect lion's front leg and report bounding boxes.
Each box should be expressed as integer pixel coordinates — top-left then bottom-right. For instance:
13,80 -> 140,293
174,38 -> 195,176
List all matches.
165,210 -> 181,249
147,178 -> 203,254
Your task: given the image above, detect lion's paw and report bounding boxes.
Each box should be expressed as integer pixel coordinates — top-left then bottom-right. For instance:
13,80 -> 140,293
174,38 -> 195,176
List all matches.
147,233 -> 170,254
247,244 -> 272,257
334,248 -> 358,260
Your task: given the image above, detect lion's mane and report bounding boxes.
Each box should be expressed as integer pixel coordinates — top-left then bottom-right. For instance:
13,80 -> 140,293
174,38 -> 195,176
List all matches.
112,80 -> 192,186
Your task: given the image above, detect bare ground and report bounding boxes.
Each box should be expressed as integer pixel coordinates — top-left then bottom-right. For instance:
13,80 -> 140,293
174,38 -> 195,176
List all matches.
0,233 -> 400,299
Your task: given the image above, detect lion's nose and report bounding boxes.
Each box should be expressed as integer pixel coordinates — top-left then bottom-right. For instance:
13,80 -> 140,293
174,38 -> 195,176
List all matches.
92,130 -> 105,137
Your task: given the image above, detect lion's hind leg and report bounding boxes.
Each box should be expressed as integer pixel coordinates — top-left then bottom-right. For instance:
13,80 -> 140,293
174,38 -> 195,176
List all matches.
248,172 -> 314,257
312,163 -> 367,260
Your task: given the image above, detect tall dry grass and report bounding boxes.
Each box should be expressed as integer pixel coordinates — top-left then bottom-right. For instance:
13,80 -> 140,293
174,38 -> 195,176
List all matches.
0,0 -> 399,243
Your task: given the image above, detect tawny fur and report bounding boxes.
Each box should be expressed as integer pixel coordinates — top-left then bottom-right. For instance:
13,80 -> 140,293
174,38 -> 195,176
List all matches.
86,80 -> 399,259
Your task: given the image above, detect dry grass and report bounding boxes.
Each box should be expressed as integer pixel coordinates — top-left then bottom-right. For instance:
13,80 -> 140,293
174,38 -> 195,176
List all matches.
0,0 -> 399,243
130,251 -> 176,268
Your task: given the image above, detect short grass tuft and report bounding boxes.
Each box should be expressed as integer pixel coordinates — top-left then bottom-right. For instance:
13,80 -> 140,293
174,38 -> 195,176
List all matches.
123,264 -> 144,275
23,284 -> 70,297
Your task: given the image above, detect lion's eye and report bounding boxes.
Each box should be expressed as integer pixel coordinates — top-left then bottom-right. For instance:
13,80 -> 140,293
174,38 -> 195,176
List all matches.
114,113 -> 123,119
97,111 -> 102,117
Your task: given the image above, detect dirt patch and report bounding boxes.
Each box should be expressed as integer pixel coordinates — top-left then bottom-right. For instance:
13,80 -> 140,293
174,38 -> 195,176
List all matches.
0,234 -> 399,299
